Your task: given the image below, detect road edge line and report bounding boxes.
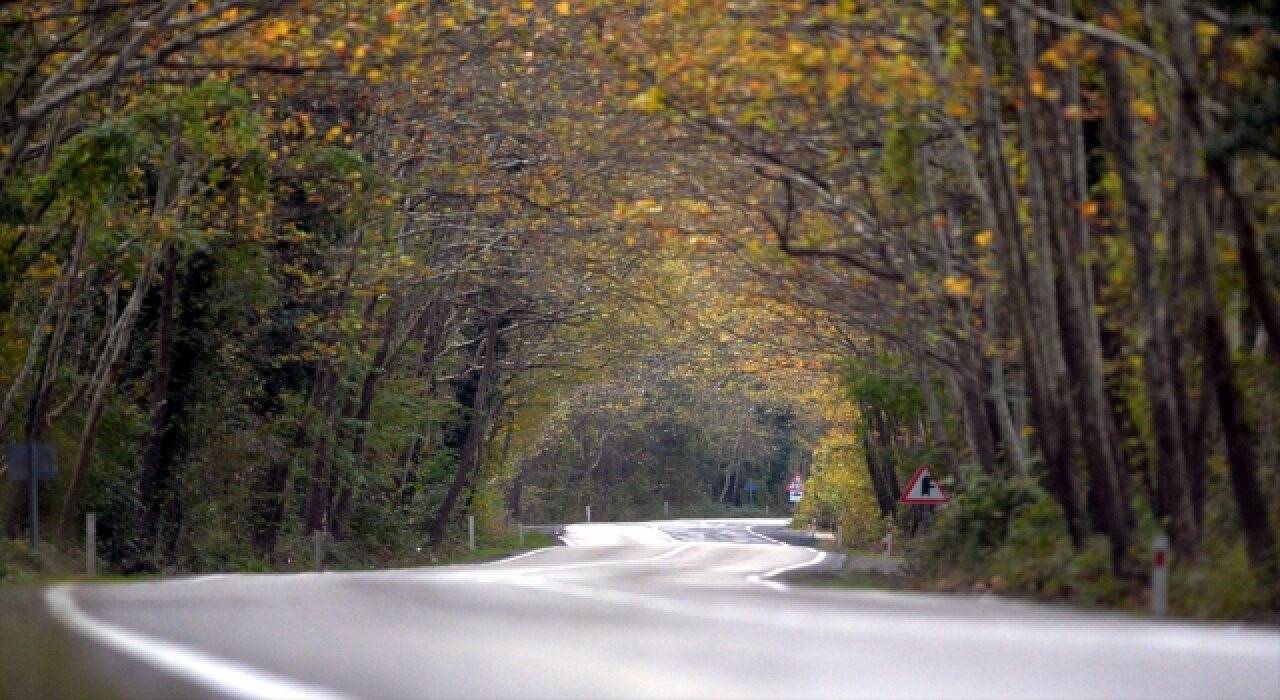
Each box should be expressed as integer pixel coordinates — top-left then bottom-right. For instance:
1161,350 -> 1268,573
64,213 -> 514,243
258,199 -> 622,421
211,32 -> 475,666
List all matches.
44,583 -> 350,700
744,525 -> 787,546
747,549 -> 827,592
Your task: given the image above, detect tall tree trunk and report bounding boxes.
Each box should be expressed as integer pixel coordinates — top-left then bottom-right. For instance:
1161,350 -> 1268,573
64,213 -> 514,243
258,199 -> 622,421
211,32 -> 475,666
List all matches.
972,0 -> 1085,543
429,315 -> 500,545
862,427 -> 894,517
1011,3 -> 1134,570
55,244 -> 168,541
1096,19 -> 1199,555
302,369 -> 344,535
1213,161 -> 1280,369
134,245 -> 180,549
1164,0 -> 1277,578
0,217 -> 89,534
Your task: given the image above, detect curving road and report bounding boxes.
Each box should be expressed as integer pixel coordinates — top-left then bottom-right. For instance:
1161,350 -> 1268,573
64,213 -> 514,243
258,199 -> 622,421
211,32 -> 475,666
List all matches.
3,518 -> 1278,699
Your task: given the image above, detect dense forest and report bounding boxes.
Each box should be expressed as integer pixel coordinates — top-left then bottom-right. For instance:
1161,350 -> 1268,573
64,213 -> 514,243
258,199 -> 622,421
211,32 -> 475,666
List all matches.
1,0 -> 1278,615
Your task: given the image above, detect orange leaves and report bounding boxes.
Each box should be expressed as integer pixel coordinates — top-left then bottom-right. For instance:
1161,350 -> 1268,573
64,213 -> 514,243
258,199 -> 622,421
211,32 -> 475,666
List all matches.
258,19 -> 293,42
1129,98 -> 1159,124
944,99 -> 971,120
1026,68 -> 1060,101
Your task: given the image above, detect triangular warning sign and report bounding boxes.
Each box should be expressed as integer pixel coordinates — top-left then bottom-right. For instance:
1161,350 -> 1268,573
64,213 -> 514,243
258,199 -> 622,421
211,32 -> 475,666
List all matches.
899,466 -> 949,504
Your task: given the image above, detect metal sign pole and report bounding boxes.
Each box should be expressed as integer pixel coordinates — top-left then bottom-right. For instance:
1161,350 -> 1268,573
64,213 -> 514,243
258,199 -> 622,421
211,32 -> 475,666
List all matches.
28,440 -> 37,551
86,513 -> 97,577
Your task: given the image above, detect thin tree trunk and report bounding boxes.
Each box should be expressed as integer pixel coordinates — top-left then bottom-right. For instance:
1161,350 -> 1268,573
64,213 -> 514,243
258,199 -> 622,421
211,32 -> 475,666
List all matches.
429,315 -> 500,545
1164,0 -> 1277,578
55,244 -> 168,541
134,245 -> 180,545
969,0 -> 1085,543
1096,19 -> 1198,555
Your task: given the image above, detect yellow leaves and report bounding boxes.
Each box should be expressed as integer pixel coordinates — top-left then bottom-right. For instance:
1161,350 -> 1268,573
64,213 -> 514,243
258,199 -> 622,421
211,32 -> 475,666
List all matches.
944,99 -> 971,120
973,230 -> 993,248
259,19 -> 292,42
1130,98 -> 1159,124
982,5 -> 997,19
1026,68 -> 1061,101
387,2 -> 409,23
1039,45 -> 1069,72
629,85 -> 667,113
1194,20 -> 1220,40
1063,104 -> 1085,120
556,1 -> 572,16
325,126 -> 343,143
878,36 -> 905,53
943,276 -> 973,297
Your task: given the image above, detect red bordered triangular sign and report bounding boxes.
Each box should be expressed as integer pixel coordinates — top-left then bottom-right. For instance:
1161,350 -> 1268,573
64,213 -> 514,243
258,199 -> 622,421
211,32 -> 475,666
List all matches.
899,466 -> 949,504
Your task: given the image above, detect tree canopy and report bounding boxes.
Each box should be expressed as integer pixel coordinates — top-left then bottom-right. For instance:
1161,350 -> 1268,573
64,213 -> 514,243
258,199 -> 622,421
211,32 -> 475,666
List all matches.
1,0 -> 1278,614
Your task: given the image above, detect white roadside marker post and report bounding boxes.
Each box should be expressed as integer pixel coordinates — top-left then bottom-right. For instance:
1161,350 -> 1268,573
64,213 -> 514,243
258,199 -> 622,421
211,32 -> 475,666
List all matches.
86,513 -> 96,577
518,522 -> 525,546
1152,533 -> 1170,616
663,501 -> 669,517
468,515 -> 476,551
586,505 -> 591,523
882,523 -> 894,560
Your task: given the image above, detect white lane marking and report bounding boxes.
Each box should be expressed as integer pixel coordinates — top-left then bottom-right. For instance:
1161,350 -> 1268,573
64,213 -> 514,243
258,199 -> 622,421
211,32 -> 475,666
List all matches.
560,523 -> 677,546
479,547 -> 555,567
157,574 -> 233,586
45,584 -> 349,700
744,525 -> 787,546
759,548 -> 826,579
747,548 -> 827,591
420,544 -> 695,584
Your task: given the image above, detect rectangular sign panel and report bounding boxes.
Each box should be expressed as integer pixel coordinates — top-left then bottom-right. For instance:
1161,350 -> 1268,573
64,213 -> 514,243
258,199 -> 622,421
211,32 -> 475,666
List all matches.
5,443 -> 56,481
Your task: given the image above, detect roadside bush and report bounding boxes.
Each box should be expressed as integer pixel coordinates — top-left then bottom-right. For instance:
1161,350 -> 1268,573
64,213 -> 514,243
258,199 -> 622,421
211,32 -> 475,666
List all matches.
990,493 -> 1073,595
1064,536 -> 1127,606
909,473 -> 1041,580
1176,541 -> 1272,619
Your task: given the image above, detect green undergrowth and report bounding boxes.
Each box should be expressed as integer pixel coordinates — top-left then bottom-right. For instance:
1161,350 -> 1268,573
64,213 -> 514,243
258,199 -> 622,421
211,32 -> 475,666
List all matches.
433,530 -> 557,565
905,473 -> 1280,622
0,528 -> 557,585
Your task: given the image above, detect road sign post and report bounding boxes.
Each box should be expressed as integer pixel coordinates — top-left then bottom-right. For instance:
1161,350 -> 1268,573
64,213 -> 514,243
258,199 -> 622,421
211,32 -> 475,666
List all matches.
6,442 -> 56,552
86,513 -> 96,577
1152,534 -> 1170,616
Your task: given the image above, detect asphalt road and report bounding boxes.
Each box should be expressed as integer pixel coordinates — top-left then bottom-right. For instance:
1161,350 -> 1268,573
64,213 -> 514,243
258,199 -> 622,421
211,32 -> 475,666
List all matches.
4,518 -> 1278,699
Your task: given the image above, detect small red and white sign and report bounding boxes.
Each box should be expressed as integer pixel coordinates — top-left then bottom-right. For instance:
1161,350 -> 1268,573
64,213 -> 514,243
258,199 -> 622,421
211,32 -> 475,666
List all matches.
899,466 -> 949,505
788,472 -> 804,503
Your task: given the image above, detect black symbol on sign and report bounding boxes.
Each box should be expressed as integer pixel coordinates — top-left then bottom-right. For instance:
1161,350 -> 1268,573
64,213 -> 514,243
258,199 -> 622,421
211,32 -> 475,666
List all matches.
920,476 -> 932,496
